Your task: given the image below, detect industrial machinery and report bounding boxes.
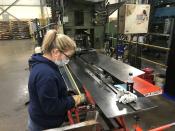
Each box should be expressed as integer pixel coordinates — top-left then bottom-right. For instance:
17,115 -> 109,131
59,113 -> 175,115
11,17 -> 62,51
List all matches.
44,49 -> 164,131
146,0 -> 175,98
32,18 -> 58,46
46,0 -> 126,49
118,4 -> 150,34
39,1 -> 175,130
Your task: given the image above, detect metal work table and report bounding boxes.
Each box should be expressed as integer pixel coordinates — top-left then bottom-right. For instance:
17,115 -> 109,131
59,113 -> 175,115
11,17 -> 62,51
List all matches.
79,52 -> 144,82
69,53 -> 156,119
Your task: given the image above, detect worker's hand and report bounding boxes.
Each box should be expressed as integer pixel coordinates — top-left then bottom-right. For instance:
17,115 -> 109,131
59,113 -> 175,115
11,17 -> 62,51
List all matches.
72,94 -> 86,106
72,95 -> 81,106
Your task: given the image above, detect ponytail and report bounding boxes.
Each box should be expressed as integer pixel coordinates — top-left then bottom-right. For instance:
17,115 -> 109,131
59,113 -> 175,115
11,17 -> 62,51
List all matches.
42,30 -> 76,54
42,30 -> 57,53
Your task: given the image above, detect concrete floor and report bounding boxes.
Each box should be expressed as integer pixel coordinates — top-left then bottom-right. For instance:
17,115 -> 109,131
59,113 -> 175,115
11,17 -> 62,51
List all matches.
0,39 -> 175,131
0,39 -> 33,131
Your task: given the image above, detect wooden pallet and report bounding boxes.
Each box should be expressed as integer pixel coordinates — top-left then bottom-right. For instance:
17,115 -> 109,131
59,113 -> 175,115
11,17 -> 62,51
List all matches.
0,20 -> 31,40
11,21 -> 31,39
0,21 -> 11,40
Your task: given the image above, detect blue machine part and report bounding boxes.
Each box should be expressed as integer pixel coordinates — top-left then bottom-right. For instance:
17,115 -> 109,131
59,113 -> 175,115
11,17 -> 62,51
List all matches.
115,44 -> 125,56
153,0 -> 175,6
155,7 -> 175,17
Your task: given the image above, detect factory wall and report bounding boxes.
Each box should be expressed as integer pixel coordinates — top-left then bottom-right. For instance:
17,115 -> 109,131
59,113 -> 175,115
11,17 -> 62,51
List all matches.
0,0 -> 51,20
109,0 -> 118,20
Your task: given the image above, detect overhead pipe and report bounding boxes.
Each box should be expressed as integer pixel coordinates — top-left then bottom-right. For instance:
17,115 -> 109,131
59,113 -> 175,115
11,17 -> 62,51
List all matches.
124,40 -> 170,51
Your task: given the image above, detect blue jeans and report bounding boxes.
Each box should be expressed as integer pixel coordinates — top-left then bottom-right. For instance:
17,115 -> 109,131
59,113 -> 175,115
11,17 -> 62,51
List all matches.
28,116 -> 45,131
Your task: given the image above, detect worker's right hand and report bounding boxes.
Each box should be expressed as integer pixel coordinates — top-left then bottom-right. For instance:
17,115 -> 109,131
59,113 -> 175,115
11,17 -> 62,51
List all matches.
72,95 -> 81,106
72,94 -> 86,106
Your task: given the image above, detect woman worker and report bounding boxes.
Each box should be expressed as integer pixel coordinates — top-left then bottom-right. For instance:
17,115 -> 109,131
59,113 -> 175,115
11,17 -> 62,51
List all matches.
28,30 -> 84,131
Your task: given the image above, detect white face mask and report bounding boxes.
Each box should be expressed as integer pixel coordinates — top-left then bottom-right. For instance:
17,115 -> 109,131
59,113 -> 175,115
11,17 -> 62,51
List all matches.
63,59 -> 70,65
55,59 -> 70,66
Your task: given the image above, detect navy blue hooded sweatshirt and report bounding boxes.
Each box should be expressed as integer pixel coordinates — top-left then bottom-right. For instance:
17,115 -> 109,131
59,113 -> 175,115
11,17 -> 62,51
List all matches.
28,54 -> 75,129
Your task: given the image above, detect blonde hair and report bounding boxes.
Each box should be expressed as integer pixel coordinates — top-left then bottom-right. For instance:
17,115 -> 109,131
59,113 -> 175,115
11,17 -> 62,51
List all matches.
42,30 -> 76,53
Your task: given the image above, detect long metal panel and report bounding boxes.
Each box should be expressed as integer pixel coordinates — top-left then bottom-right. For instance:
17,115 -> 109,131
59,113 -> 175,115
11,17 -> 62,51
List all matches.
155,7 -> 175,18
79,52 -> 144,82
69,57 -> 156,118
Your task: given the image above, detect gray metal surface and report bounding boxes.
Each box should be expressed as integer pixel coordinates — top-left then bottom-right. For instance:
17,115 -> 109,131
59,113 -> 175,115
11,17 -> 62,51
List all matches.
129,97 -> 155,111
69,57 -> 156,118
80,52 -> 144,82
59,66 -> 83,94
59,67 -> 74,92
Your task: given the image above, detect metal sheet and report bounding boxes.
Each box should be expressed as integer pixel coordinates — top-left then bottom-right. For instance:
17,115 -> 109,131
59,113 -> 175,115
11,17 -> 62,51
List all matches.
155,7 -> 175,18
59,67 -> 74,91
59,66 -> 83,94
129,97 -> 155,111
79,52 -> 144,82
69,58 -> 156,118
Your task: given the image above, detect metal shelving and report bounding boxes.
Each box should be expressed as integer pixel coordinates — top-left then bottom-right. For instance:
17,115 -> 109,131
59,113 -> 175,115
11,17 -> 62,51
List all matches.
124,40 -> 170,51
148,33 -> 170,37
124,17 -> 174,69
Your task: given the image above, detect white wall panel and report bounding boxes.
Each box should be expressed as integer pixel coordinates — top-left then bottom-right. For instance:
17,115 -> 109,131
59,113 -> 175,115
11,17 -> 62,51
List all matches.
0,6 -> 51,20
0,0 -> 44,5
108,0 -> 119,21
109,0 -> 118,4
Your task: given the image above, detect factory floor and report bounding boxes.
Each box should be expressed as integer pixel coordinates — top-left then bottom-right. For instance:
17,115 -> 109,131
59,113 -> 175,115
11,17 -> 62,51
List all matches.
0,39 -> 175,131
0,39 -> 33,131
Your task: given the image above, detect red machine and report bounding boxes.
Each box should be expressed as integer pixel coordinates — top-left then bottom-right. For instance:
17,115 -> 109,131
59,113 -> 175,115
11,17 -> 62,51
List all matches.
67,85 -> 96,125
140,67 -> 154,84
67,84 -> 129,131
